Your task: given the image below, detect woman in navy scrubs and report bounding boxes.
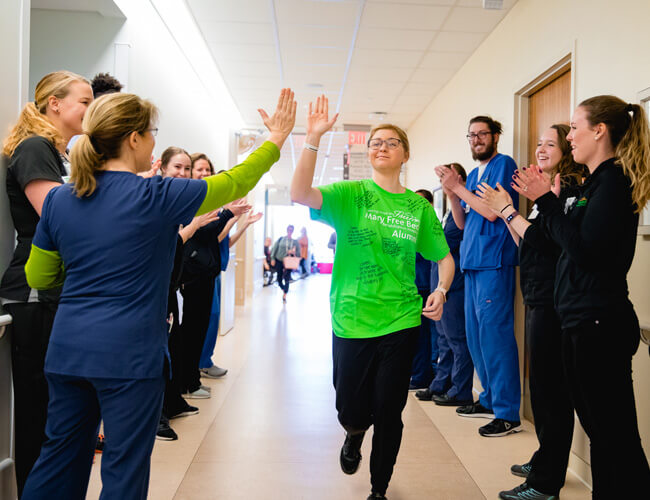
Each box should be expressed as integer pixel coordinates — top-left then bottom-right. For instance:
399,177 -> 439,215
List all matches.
21,89 -> 296,500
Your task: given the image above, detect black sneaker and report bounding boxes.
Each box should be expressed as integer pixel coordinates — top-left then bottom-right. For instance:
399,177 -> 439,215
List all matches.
414,388 -> 443,401
168,405 -> 200,419
499,482 -> 557,499
479,418 -> 522,437
510,462 -> 532,478
367,493 -> 387,500
340,431 -> 365,475
431,393 -> 474,407
456,401 -> 494,418
156,415 -> 178,441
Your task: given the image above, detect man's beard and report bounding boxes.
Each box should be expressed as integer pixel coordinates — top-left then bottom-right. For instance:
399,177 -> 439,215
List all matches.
472,141 -> 496,161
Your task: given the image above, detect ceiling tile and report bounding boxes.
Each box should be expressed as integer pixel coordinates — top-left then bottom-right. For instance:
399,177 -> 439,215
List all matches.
199,21 -> 275,44
442,6 -> 506,33
367,0 -> 456,5
351,48 -> 424,69
282,46 -> 349,66
278,24 -> 354,49
409,67 -> 455,84
275,0 -> 359,26
419,50 -> 468,70
393,94 -> 432,107
209,43 -> 277,62
284,63 -> 346,83
346,65 -> 411,84
356,27 -> 436,51
457,0 -> 518,8
227,76 -> 283,90
430,31 -> 486,52
361,3 -> 450,31
401,82 -> 440,96
188,0 -> 270,23
218,60 -> 281,78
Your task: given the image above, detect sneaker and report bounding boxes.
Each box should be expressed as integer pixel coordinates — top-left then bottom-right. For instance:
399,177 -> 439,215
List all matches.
340,431 -> 365,475
156,415 -> 178,441
456,401 -> 494,418
432,394 -> 474,407
168,404 -> 199,419
200,366 -> 228,379
479,418 -> 522,437
185,387 -> 211,399
414,388 -> 444,401
367,493 -> 387,500
95,433 -> 105,453
499,482 -> 557,499
511,462 -> 532,478
200,384 -> 212,392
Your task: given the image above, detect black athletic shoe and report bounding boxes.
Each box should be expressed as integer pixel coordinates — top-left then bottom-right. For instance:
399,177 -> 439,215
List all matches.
479,418 -> 522,437
156,415 -> 178,441
431,393 -> 474,407
510,462 -> 532,478
499,482 -> 557,499
340,431 -> 365,475
414,388 -> 443,401
367,493 -> 387,499
456,401 -> 494,418
168,404 -> 199,419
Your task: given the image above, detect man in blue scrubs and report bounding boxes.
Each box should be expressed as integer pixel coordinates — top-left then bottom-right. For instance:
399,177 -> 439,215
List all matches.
435,116 -> 521,437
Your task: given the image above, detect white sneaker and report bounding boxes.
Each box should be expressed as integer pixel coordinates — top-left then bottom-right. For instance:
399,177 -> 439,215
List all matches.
200,384 -> 211,393
200,366 -> 228,378
185,388 -> 210,399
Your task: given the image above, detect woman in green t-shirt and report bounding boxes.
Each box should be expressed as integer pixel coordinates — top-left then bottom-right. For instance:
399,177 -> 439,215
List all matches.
291,96 -> 455,500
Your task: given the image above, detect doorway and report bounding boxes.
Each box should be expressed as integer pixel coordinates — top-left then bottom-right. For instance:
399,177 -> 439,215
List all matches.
514,57 -> 573,421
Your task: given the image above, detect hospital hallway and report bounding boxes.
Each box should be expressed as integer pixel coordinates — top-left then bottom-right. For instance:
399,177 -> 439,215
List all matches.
87,274 -> 591,500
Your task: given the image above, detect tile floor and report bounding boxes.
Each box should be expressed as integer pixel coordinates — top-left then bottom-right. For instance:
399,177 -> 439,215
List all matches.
87,274 -> 591,499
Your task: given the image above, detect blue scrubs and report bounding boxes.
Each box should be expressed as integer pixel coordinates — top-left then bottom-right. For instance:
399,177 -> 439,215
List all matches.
23,172 -> 207,500
428,213 -> 474,401
460,153 -> 520,421
410,252 -> 435,387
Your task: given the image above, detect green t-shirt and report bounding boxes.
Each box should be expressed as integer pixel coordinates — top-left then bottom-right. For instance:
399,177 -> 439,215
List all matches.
310,179 -> 450,339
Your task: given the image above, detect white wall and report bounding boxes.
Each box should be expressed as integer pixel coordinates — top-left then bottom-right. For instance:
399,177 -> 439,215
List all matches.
30,3 -> 243,167
406,0 -> 650,487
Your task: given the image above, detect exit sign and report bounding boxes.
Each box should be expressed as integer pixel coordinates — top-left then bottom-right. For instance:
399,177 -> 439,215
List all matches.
348,131 -> 367,146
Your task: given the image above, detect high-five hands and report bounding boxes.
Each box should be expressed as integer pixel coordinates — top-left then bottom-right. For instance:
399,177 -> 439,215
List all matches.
476,182 -> 513,215
434,165 -> 461,194
307,95 -> 339,138
512,165 -> 554,201
258,88 -> 297,149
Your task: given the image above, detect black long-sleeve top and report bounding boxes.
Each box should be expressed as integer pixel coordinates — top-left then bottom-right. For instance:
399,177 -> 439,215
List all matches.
532,158 -> 639,327
519,186 -> 579,306
180,208 -> 234,286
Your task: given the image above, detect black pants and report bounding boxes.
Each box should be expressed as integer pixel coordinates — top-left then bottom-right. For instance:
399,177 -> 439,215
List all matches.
332,327 -> 419,496
562,303 -> 649,499
163,291 -> 188,416
5,302 -> 57,498
179,277 -> 215,393
525,304 -> 574,495
275,262 -> 291,294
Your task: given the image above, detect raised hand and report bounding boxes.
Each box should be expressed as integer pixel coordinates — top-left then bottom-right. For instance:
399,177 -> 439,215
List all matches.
227,198 -> 252,216
307,95 -> 339,139
477,182 -> 513,215
512,165 -> 552,201
246,211 -> 263,225
138,160 -> 160,178
195,209 -> 220,229
258,88 -> 297,149
435,165 -> 460,193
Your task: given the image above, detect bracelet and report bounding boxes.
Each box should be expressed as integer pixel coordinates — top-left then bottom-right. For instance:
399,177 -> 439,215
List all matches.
434,286 -> 447,303
505,211 -> 519,224
500,203 -> 513,213
304,143 -> 319,153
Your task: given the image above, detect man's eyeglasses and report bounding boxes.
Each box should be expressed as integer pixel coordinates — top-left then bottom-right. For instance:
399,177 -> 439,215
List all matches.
466,131 -> 492,141
368,138 -> 402,150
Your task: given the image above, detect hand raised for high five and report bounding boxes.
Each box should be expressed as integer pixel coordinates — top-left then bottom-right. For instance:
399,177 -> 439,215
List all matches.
512,165 -> 553,201
476,182 -> 513,216
258,88 -> 297,150
307,95 -> 339,139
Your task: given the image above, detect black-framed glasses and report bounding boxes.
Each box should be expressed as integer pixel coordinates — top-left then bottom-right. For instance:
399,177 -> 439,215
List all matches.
148,128 -> 159,137
466,131 -> 492,141
368,138 -> 402,150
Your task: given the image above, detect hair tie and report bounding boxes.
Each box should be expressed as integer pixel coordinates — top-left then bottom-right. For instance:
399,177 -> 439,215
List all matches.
626,103 -> 635,113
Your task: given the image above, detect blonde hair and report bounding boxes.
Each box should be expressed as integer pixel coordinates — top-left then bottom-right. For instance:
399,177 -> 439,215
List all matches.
580,95 -> 650,213
368,123 -> 410,156
70,93 -> 158,197
2,71 -> 89,157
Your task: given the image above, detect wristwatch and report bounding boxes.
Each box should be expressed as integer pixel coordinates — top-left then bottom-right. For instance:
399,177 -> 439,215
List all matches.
434,286 -> 447,303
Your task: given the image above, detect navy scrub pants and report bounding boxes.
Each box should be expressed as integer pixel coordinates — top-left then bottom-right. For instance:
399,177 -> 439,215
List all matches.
21,373 -> 164,500
428,288 -> 474,401
464,268 -> 520,422
332,327 -> 419,496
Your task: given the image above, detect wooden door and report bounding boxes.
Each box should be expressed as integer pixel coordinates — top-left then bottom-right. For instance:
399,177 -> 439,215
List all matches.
522,69 -> 571,421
